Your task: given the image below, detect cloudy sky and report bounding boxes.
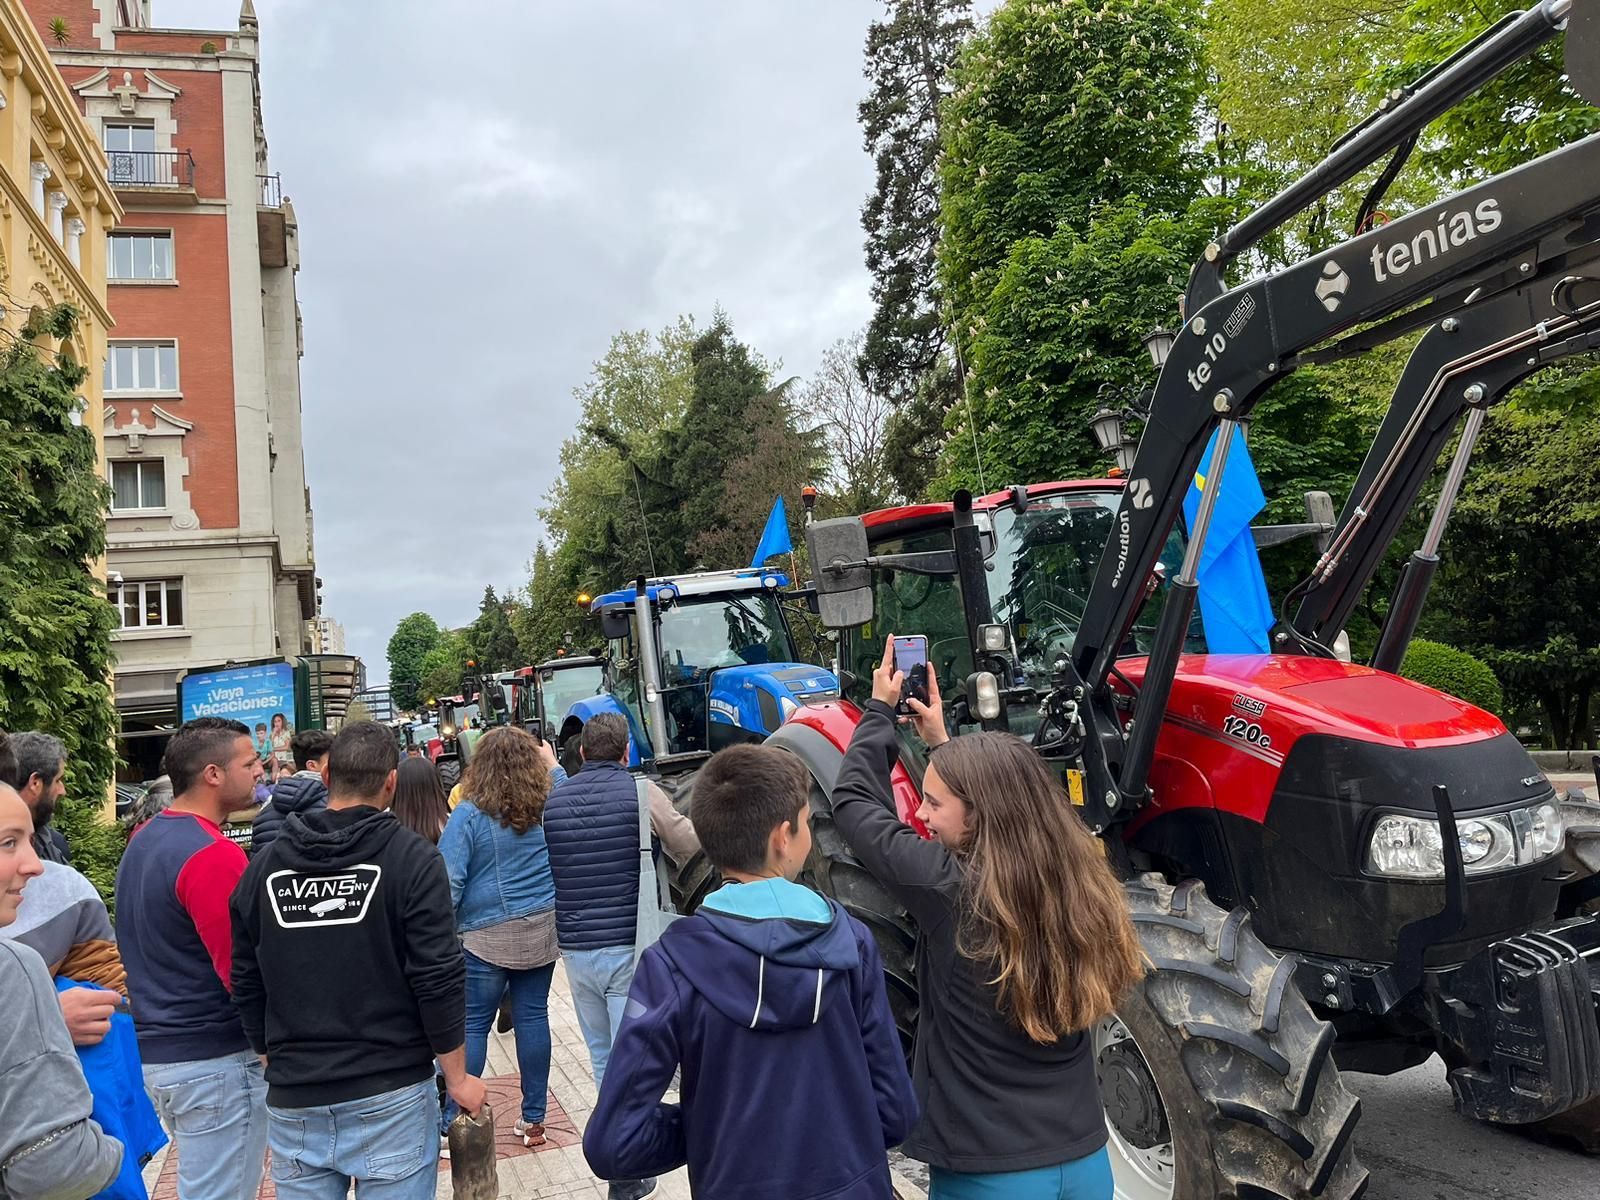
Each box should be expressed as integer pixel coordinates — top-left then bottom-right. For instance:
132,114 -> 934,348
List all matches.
157,0 -> 901,680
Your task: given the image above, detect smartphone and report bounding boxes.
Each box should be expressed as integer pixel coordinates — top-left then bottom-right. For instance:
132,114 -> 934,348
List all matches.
893,635 -> 930,715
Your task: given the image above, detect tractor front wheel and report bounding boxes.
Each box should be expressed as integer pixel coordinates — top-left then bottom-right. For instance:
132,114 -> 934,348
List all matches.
1112,877 -> 1369,1200
437,757 -> 461,791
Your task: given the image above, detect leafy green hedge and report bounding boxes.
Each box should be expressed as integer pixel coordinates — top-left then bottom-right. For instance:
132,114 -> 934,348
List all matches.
1399,640 -> 1505,717
0,304 -> 123,902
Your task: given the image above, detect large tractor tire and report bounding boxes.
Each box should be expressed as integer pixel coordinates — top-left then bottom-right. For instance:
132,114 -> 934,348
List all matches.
655,769 -> 724,917
437,757 -> 462,791
800,780 -> 920,1059
1107,877 -> 1369,1200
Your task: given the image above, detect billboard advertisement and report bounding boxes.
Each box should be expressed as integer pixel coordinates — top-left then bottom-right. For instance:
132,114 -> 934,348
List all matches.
179,661 -> 299,772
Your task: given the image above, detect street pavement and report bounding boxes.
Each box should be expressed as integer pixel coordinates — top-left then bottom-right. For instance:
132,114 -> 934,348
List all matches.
1347,1059 -> 1598,1199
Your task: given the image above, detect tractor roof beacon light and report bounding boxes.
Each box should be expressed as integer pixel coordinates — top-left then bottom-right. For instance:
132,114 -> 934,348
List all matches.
1143,326 -> 1177,368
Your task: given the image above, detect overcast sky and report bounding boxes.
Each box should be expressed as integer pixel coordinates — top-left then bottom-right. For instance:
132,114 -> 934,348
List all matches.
156,0 -> 901,681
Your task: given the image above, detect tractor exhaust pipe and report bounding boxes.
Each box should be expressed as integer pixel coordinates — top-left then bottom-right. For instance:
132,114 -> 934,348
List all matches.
633,577 -> 670,761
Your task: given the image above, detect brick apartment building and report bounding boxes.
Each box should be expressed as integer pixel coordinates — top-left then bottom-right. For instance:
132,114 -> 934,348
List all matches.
23,0 -> 317,776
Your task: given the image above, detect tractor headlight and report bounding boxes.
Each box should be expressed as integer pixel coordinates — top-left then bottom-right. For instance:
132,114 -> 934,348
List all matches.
1366,799 -> 1565,879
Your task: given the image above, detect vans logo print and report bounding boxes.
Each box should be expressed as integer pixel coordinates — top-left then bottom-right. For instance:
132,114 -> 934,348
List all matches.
266,865 -> 382,929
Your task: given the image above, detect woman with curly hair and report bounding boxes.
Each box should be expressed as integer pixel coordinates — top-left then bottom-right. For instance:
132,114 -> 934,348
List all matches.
438,725 -> 566,1147
824,636 -> 1145,1200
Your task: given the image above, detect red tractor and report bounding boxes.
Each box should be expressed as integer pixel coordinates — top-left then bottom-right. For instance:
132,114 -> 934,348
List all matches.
759,9 -> 1600,1198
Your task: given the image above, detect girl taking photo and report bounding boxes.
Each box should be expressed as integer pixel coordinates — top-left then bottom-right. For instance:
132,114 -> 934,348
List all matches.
826,636 -> 1144,1200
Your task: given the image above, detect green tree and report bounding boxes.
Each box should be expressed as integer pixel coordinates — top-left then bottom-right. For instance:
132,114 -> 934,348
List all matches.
661,315 -> 826,568
1425,406 -> 1600,749
934,0 -> 1214,492
540,318 -> 698,593
417,629 -> 472,708
467,586 -> 519,671
511,542 -> 589,664
0,304 -> 119,888
859,0 -> 975,499
386,612 -> 441,712
343,699 -> 374,725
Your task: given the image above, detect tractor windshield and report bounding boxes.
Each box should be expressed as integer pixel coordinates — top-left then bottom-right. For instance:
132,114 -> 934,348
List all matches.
989,491 -> 1204,704
847,491 -> 1202,740
656,593 -> 793,684
538,664 -> 604,728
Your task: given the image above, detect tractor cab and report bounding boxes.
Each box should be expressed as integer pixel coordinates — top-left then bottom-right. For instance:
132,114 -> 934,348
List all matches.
577,569 -> 838,766
835,482 -> 1201,744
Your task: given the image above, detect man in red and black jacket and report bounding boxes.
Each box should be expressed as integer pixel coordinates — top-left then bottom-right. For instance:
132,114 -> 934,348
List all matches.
115,717 -> 268,1200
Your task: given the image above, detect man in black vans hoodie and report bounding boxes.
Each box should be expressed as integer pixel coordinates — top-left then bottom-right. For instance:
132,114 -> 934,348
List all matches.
583,744 -> 917,1200
230,721 -> 484,1200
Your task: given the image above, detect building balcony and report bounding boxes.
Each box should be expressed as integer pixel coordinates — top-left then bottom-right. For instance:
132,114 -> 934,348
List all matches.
107,150 -> 198,206
257,173 -> 289,267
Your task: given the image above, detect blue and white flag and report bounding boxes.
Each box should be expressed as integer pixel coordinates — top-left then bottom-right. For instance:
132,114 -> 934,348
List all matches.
1180,428 -> 1274,653
750,496 -> 792,567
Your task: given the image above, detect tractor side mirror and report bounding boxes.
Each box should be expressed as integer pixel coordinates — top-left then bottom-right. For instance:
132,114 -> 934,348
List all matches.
806,517 -> 875,629
600,608 -> 630,641
1569,1 -> 1599,106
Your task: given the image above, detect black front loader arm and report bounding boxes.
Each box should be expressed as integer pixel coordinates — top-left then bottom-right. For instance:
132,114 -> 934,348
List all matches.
1068,128 -> 1600,826
1185,0 -> 1575,314
1289,253 -> 1600,653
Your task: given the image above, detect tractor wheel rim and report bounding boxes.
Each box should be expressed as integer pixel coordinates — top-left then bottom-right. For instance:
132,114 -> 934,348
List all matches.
1094,1014 -> 1176,1200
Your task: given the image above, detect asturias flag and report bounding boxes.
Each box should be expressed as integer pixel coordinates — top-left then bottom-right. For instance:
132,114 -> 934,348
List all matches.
1180,428 -> 1274,653
750,496 -> 792,568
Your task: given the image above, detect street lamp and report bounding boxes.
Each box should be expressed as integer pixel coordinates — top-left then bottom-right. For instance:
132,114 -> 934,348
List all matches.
1089,407 -> 1126,457
1089,398 -> 1139,475
1142,326 -> 1176,369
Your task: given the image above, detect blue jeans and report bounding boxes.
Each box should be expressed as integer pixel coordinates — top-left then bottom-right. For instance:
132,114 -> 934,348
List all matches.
268,1078 -> 440,1200
441,950 -> 555,1128
143,1049 -> 269,1200
562,944 -> 635,1087
929,1148 -> 1113,1200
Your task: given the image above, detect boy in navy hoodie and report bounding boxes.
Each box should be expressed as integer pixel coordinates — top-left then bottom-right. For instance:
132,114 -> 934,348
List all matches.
583,744 -> 917,1200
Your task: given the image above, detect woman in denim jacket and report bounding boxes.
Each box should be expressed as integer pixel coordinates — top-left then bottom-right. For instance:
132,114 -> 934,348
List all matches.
438,726 -> 567,1147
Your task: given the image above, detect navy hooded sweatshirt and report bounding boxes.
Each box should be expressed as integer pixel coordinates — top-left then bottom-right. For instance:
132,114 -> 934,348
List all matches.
250,771 -> 327,854
583,878 -> 917,1199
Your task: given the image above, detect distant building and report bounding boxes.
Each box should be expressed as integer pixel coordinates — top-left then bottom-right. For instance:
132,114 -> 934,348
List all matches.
312,615 -> 345,655
354,687 -> 394,722
24,0 -> 318,778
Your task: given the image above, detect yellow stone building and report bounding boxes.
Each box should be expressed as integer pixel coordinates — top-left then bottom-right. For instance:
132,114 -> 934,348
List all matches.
0,0 -> 120,462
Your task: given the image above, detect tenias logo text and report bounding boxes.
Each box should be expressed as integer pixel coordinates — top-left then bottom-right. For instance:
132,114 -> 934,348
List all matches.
1369,199 -> 1502,282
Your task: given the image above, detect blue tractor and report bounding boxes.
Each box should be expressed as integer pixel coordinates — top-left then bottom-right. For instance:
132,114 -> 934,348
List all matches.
553,567 -> 839,770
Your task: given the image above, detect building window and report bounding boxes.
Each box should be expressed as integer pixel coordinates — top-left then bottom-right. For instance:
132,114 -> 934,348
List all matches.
109,232 -> 173,280
109,459 -> 166,510
105,341 -> 178,392
109,578 -> 184,630
103,123 -> 156,153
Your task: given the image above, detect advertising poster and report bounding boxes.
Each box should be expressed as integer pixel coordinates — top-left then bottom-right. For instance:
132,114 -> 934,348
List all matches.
180,661 -> 299,771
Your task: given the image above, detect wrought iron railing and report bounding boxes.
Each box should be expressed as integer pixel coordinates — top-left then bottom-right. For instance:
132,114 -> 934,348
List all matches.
258,173 -> 283,208
106,149 -> 196,190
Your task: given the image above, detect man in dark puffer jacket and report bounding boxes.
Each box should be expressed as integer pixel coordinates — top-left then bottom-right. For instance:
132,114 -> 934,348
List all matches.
251,730 -> 333,853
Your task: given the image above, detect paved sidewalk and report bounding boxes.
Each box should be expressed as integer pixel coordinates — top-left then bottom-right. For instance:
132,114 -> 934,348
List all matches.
143,960 -> 925,1199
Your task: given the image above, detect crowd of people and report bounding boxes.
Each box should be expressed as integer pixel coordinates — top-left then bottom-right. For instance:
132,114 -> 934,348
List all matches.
0,634 -> 1143,1200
